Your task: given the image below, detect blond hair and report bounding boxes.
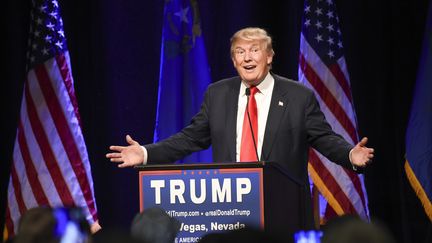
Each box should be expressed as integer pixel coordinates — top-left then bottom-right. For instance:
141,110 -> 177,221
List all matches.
230,27 -> 275,57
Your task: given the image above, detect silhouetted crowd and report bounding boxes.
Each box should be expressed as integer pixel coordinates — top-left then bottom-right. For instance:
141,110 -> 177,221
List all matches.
6,206 -> 397,243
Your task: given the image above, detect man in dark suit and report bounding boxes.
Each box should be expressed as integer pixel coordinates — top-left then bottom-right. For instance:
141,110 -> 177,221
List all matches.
106,27 -> 373,169
106,28 -> 374,230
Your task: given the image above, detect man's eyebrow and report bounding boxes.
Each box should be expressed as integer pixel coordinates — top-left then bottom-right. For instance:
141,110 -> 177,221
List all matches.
235,44 -> 260,49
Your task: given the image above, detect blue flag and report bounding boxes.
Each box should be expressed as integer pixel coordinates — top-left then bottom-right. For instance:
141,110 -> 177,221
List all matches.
405,0 -> 432,221
154,0 -> 212,163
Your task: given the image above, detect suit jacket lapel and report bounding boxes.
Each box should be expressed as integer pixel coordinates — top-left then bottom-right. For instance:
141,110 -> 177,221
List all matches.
261,76 -> 289,161
225,78 -> 241,161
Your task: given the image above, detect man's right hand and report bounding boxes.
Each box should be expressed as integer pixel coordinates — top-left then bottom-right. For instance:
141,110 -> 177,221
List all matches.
106,135 -> 144,168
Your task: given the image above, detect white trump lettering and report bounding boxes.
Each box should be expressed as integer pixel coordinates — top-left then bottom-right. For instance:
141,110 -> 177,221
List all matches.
149,177 -> 252,204
150,180 -> 165,204
170,179 -> 186,204
190,179 -> 206,204
236,178 -> 251,202
211,178 -> 231,203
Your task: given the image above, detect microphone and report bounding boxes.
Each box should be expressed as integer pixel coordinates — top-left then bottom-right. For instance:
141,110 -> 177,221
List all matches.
245,87 -> 260,161
245,87 -> 251,96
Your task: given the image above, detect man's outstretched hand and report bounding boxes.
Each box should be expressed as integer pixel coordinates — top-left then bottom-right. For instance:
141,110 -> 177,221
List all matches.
106,135 -> 144,168
350,137 -> 374,168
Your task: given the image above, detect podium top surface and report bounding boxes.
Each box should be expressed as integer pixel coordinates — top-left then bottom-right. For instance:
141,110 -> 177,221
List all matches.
135,161 -> 304,186
135,161 -> 265,171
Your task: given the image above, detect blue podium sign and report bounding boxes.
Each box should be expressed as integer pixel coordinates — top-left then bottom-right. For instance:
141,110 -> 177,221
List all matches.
139,168 -> 264,242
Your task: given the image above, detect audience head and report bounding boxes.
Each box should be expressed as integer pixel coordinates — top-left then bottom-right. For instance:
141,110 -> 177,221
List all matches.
14,206 -> 91,243
130,207 -> 180,243
14,207 -> 58,243
321,215 -> 395,243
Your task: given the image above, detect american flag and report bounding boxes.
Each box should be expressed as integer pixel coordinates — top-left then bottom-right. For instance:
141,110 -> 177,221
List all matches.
298,0 -> 369,222
4,0 -> 99,238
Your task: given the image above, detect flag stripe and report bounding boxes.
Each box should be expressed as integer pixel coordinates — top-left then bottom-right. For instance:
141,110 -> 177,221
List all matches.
6,182 -> 20,236
309,150 -> 357,213
55,54 -> 81,125
18,89 -> 64,207
328,63 -> 353,103
10,164 -> 27,215
35,62 -> 98,220
299,53 -> 357,143
5,206 -> 15,237
344,169 -> 367,209
17,121 -> 50,206
301,77 -> 355,144
308,163 -> 344,214
312,149 -> 367,213
24,81 -> 75,206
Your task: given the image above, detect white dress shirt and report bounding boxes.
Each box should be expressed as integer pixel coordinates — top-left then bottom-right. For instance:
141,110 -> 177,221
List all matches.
235,73 -> 274,161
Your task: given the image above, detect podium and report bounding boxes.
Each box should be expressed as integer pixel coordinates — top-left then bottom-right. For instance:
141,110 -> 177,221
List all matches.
136,161 -> 314,242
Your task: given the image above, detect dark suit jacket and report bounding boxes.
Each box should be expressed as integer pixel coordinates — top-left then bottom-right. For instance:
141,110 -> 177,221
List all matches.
146,73 -> 353,169
145,73 -> 355,228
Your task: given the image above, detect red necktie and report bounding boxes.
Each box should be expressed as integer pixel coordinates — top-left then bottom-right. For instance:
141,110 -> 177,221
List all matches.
240,86 -> 259,162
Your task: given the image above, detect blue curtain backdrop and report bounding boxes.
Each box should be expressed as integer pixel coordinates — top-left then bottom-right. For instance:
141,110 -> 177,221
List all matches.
154,0 -> 212,163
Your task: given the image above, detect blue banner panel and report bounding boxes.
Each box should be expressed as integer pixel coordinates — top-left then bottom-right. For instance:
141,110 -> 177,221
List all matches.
139,168 -> 264,242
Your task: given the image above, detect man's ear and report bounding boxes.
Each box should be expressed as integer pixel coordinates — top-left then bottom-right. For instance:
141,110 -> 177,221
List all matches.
231,56 -> 237,67
267,53 -> 273,65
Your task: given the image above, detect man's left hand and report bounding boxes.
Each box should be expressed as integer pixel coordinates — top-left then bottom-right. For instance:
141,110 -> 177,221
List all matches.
350,137 -> 374,167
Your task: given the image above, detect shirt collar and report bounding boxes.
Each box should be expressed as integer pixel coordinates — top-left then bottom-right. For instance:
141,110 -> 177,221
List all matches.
240,72 -> 274,97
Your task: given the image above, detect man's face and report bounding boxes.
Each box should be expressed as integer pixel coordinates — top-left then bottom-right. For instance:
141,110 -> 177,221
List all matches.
231,39 -> 273,86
